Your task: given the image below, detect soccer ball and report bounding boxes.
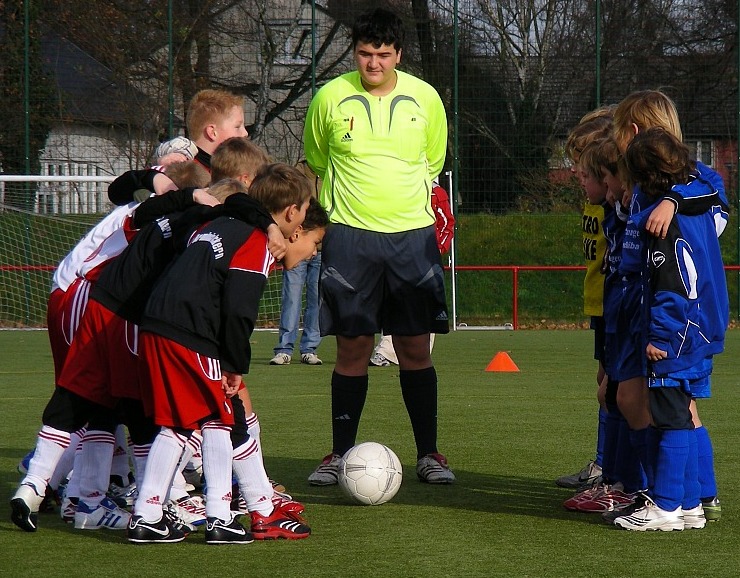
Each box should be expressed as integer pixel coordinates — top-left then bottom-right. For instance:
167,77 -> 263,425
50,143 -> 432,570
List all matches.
338,442 -> 403,505
153,136 -> 198,162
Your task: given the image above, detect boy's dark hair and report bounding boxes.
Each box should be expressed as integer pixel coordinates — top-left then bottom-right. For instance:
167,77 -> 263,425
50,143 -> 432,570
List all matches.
352,8 -> 405,51
624,127 -> 694,198
247,163 -> 312,215
302,197 -> 330,232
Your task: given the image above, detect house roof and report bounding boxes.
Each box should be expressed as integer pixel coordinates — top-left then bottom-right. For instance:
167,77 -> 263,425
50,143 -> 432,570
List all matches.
40,29 -> 168,128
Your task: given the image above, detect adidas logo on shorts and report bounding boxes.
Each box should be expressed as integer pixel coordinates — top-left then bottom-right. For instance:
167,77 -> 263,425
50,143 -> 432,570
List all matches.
341,133 -> 352,142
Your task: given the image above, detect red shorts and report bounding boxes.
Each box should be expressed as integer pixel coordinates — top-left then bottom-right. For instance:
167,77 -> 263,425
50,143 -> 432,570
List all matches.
139,332 -> 234,430
57,299 -> 140,408
46,278 -> 91,381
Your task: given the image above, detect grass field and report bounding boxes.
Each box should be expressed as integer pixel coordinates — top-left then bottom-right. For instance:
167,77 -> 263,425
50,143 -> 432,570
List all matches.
1,329 -> 738,577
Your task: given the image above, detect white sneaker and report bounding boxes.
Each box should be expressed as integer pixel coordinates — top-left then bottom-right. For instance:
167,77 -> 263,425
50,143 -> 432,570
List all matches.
614,499 -> 684,531
682,504 -> 707,530
270,353 -> 292,365
74,497 -> 131,530
60,496 -> 77,523
416,453 -> 456,484
308,453 -> 342,486
301,353 -> 323,365
10,483 -> 45,532
167,495 -> 206,528
369,352 -> 391,367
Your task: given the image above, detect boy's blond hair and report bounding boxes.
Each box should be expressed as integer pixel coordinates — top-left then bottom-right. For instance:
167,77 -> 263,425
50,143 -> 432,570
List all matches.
613,90 -> 682,152
579,137 -> 620,180
210,137 -> 271,183
163,161 -> 211,190
247,163 -> 312,215
186,89 -> 245,140
208,178 -> 249,203
565,106 -> 614,163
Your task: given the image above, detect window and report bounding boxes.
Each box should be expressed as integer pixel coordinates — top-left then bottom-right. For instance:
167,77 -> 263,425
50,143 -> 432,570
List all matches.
269,18 -> 312,66
687,139 -> 714,166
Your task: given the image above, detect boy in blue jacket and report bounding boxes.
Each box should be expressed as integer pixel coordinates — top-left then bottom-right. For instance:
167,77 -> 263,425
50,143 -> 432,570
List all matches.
614,127 -> 728,532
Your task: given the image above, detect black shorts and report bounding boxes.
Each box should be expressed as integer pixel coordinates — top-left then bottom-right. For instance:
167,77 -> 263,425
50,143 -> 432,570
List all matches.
319,224 -> 449,337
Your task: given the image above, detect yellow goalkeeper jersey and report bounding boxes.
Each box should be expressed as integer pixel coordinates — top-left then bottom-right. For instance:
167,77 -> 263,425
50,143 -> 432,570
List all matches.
303,70 -> 447,233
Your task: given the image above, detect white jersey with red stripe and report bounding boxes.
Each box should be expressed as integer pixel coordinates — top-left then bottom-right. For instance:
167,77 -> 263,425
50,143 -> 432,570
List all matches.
76,214 -> 137,283
51,202 -> 138,292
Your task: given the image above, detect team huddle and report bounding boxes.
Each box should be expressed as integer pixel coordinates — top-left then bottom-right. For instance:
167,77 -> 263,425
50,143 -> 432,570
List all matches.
10,8 -> 455,544
557,90 -> 728,531
10,9 -> 725,542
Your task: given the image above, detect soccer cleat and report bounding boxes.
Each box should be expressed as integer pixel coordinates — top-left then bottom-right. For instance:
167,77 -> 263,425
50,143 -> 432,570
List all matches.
564,483 -> 634,512
10,483 -> 45,532
369,352 -> 391,367
272,493 -> 305,517
416,453 -> 456,484
128,514 -> 187,544
269,353 -> 291,366
702,497 -> 721,522
682,504 -> 707,530
38,486 -> 62,513
167,495 -> 206,527
205,515 -> 254,545
555,460 -> 602,489
250,508 -> 311,540
602,492 -> 647,525
17,450 -> 34,475
74,497 -> 131,530
308,453 -> 342,486
60,496 -> 78,523
301,353 -> 323,365
614,499 -> 684,531
108,480 -> 137,508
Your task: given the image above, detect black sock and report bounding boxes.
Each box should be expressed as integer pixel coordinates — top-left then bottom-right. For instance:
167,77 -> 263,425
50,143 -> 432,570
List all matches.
331,372 -> 369,456
400,367 -> 438,459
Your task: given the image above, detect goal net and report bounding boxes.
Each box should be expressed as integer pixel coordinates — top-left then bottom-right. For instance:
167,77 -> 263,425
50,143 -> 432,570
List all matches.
0,177 -> 283,329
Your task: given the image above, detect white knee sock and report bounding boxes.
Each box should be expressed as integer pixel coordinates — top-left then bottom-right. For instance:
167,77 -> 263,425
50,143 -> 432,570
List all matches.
23,425 -> 71,495
201,422 -> 234,521
133,428 -> 186,522
49,426 -> 84,490
78,430 -> 115,508
232,437 -> 273,516
131,443 -> 151,485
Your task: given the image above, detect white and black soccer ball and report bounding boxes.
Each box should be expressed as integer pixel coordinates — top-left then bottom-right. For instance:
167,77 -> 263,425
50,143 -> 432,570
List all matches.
153,136 -> 198,162
338,442 -> 402,505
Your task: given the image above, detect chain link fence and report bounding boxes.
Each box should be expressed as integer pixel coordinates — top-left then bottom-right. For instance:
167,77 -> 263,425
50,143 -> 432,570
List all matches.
1,0 -> 738,327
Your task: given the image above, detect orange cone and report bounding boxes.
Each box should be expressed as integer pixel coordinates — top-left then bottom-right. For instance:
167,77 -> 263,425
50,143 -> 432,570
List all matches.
485,351 -> 520,372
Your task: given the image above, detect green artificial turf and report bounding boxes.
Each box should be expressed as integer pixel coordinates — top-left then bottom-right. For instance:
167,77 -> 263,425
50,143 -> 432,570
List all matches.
1,329 -> 738,577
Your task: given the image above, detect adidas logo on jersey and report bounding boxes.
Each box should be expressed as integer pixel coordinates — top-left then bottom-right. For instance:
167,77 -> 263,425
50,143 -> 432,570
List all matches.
341,132 -> 353,142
